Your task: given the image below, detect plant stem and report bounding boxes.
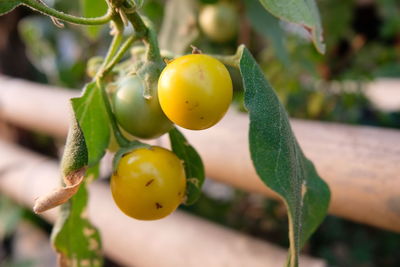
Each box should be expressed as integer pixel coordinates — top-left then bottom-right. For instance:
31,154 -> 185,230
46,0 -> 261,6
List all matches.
102,34 -> 140,76
212,54 -> 240,68
96,31 -> 141,147
126,12 -> 163,65
95,18 -> 125,79
211,44 -> 245,68
98,80 -> 130,147
105,26 -> 124,63
21,0 -> 112,25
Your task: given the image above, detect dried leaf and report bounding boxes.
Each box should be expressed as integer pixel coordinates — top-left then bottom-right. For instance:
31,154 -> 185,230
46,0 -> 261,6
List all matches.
33,168 -> 86,213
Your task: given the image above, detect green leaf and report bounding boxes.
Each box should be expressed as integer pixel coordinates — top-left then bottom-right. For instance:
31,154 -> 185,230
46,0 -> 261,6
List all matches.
61,117 -> 88,177
79,0 -> 107,39
238,46 -> 330,266
245,0 -> 289,65
257,0 -> 325,54
51,173 -> 102,267
71,82 -> 110,166
0,0 -> 21,16
158,0 -> 199,54
169,128 -> 205,205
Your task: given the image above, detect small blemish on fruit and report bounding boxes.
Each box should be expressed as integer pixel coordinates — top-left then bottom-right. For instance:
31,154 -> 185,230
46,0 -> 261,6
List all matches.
185,100 -> 189,104
145,179 -> 154,187
198,66 -> 205,80
188,102 -> 199,111
155,202 -> 163,209
200,116 -> 204,120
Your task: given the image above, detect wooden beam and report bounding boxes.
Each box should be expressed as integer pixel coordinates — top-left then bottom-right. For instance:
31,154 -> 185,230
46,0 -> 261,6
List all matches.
0,140 -> 325,267
0,76 -> 399,232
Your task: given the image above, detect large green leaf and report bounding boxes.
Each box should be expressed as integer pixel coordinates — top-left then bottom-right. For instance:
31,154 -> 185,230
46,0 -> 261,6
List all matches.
0,0 -> 21,16
71,82 -> 110,166
258,0 -> 325,54
51,171 -> 102,267
238,46 -> 330,266
158,0 -> 199,54
169,128 -> 205,205
79,0 -> 107,39
245,0 -> 289,65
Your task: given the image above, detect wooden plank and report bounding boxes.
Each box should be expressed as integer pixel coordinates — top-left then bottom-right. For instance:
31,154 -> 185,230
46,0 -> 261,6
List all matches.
0,75 -> 399,232
0,140 -> 325,267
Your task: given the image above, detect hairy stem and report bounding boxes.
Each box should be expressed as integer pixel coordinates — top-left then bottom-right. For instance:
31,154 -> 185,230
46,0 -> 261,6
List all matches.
127,12 -> 163,65
98,80 -> 130,147
102,34 -> 139,77
211,44 -> 245,68
95,18 -> 125,79
21,0 -> 112,25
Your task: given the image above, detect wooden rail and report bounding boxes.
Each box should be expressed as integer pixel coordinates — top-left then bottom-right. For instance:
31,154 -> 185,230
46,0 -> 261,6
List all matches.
0,140 -> 324,267
365,78 -> 400,111
0,76 -> 399,233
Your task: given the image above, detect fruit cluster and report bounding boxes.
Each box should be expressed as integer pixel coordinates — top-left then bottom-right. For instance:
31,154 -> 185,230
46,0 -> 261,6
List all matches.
110,54 -> 233,220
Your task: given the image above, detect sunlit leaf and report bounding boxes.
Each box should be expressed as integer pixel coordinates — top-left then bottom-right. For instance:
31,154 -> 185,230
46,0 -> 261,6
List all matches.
0,0 -> 21,16
71,82 -> 110,166
51,173 -> 102,267
238,45 -> 330,266
169,128 -> 205,205
257,0 -> 325,53
245,0 -> 289,65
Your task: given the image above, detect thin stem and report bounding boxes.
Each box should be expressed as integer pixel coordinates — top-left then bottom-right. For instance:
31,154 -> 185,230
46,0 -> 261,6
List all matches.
97,32 -> 140,146
211,54 -> 240,68
98,80 -> 130,147
126,12 -> 147,36
21,0 -> 112,25
211,44 -> 245,69
143,30 -> 164,65
105,28 -> 124,63
95,19 -> 125,79
102,34 -> 139,76
126,12 -> 163,65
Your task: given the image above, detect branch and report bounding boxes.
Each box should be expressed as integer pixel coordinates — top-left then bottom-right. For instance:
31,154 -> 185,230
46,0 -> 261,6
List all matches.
21,0 -> 112,25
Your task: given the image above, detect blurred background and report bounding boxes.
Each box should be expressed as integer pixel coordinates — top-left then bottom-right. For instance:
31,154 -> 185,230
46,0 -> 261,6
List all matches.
0,0 -> 399,266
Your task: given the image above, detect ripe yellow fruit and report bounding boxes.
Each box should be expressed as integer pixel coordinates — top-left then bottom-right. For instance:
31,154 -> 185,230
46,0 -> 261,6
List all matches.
158,54 -> 233,130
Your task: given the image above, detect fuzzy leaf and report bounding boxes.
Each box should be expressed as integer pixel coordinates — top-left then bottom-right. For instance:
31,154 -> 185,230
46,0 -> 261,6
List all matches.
51,172 -> 102,267
169,128 -> 205,205
61,118 -> 88,176
71,82 -> 110,166
245,0 -> 289,65
238,45 -> 330,266
0,0 -> 21,16
257,0 -> 325,54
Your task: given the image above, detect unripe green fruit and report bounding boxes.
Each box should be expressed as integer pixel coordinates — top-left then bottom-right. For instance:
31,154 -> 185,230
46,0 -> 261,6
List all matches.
199,3 -> 238,43
112,75 -> 173,139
